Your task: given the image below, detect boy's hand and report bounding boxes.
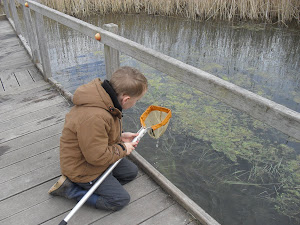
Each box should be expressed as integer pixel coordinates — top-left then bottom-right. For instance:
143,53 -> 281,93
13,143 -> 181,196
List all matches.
121,132 -> 138,143
124,142 -> 138,155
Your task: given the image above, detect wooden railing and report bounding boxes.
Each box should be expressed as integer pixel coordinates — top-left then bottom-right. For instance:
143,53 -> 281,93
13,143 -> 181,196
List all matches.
2,1 -> 300,141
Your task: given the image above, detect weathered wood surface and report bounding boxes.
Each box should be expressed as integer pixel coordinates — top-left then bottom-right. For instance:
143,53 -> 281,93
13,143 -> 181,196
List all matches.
34,11 -> 52,79
8,0 -> 21,35
104,23 -> 120,80
0,32 -> 32,72
21,0 -> 40,63
21,0 -> 300,141
0,18 -> 200,225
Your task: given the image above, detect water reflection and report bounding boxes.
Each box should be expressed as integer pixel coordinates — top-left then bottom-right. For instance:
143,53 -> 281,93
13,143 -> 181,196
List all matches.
42,13 -> 300,225
100,14 -> 300,112
46,13 -> 300,112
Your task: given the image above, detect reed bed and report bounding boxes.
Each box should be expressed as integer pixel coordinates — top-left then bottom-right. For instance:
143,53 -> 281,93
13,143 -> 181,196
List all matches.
40,0 -> 300,24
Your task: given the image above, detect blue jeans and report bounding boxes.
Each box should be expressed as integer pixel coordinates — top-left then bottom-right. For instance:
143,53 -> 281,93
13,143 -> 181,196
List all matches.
76,158 -> 138,211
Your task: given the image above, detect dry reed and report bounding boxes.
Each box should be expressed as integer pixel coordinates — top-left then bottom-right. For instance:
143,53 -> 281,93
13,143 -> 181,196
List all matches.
40,0 -> 300,24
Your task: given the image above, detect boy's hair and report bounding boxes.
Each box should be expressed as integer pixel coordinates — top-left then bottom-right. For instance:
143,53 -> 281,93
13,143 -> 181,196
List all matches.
110,66 -> 148,97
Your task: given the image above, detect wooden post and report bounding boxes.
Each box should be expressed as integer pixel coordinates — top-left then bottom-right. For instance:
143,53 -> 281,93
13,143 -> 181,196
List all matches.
104,23 -> 120,80
21,0 -> 40,63
8,0 -> 22,35
33,11 -> 52,80
3,0 -> 11,19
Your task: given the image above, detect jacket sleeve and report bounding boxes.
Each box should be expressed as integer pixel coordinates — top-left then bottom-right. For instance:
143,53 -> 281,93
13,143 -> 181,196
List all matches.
77,115 -> 127,167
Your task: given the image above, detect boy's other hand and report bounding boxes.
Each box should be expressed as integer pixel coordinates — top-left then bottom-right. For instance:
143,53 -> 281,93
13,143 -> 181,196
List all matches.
121,132 -> 138,143
124,142 -> 138,155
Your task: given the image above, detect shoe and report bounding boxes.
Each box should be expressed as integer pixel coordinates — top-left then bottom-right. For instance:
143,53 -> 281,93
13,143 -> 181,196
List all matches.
48,175 -> 74,198
48,175 -> 100,207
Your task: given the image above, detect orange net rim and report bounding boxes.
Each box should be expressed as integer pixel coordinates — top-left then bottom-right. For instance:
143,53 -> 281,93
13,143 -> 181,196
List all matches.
140,105 -> 172,130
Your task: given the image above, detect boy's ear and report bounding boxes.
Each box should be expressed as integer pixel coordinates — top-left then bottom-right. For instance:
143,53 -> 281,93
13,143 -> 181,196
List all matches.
121,94 -> 130,104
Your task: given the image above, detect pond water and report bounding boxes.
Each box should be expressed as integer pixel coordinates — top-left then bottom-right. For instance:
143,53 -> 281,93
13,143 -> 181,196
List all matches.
16,9 -> 300,225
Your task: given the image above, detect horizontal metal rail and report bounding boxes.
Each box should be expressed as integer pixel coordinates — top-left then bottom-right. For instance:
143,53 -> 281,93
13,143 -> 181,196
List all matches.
7,0 -> 300,141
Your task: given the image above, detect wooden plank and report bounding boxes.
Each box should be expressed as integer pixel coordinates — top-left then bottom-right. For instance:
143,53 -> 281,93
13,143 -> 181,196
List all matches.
104,23 -> 120,79
24,0 -> 300,140
8,0 -> 21,35
0,162 -> 60,201
0,31 -> 17,41
0,90 -> 60,115
1,194 -> 78,225
0,46 -> 26,58
5,175 -> 159,225
0,96 -> 66,123
0,57 -> 31,71
0,180 -> 54,221
0,32 -> 16,41
0,83 -> 52,104
0,20 -> 11,29
0,20 -> 13,27
0,29 -> 16,36
1,80 -> 48,96
22,1 -> 40,63
0,45 -> 24,56
0,133 -> 60,168
91,189 -> 175,225
0,146 -> 59,183
140,204 -> 198,225
0,20 -> 13,28
34,11 -> 52,79
0,21 -> 14,29
0,51 -> 30,64
0,65 -> 37,75
0,66 -> 45,84
13,70 -> 34,86
2,0 -> 11,19
0,70 -> 19,91
0,122 -> 63,152
0,20 -> 11,27
0,110 -> 67,144
0,61 -> 35,72
0,55 -> 30,71
0,50 -> 27,62
0,41 -> 23,52
0,101 -> 69,132
0,88 -> 61,114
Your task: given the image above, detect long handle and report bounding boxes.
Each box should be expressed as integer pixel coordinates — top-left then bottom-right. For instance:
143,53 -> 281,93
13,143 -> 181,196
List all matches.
59,127 -> 149,225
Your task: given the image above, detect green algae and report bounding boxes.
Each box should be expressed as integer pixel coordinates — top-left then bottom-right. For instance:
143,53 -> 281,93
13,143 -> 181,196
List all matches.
130,64 -> 300,221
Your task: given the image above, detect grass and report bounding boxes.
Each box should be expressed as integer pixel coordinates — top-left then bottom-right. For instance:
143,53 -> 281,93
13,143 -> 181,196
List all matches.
40,0 -> 300,25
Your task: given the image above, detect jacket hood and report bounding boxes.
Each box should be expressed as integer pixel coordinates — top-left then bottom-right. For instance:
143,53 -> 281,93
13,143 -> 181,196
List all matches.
73,78 -> 122,118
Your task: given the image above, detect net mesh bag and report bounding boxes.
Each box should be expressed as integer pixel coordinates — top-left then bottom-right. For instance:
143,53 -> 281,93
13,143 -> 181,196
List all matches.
140,105 -> 172,139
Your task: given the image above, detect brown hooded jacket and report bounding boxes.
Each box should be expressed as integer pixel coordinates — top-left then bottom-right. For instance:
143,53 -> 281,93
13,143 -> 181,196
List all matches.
60,78 -> 127,183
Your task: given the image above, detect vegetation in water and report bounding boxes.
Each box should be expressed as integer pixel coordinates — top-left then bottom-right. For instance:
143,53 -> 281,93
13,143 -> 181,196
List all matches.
126,61 -> 300,222
40,0 -> 300,25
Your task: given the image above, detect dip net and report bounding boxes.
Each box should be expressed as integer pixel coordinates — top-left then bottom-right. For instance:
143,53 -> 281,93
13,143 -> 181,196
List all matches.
139,105 -> 172,139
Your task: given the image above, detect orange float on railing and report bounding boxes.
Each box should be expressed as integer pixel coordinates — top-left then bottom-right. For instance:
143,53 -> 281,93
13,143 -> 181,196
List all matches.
95,33 -> 101,41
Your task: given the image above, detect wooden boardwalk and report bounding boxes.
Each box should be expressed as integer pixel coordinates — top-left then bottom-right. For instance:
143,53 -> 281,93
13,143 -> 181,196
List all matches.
0,17 -> 199,225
